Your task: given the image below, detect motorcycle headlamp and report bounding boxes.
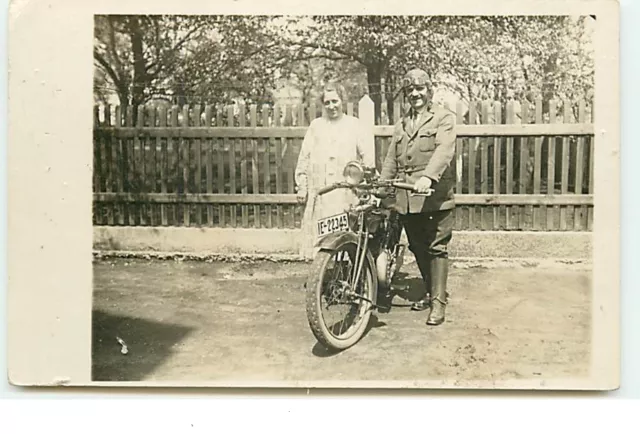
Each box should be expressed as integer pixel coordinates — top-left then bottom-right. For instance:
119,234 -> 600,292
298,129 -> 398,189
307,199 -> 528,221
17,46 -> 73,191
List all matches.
343,161 -> 365,186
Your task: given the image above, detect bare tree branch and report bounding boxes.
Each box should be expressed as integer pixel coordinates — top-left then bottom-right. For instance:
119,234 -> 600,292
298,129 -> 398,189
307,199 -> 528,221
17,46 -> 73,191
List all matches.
94,50 -> 121,88
290,42 -> 366,65
284,53 -> 350,63
145,24 -> 207,75
106,16 -> 126,80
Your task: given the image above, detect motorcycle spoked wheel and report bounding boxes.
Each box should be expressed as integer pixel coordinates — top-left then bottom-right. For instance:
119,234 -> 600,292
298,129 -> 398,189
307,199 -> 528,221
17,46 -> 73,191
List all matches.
305,242 -> 376,351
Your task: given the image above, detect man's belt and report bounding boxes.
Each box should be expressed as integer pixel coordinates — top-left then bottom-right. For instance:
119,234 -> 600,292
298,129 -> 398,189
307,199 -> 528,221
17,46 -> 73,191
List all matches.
399,163 -> 428,174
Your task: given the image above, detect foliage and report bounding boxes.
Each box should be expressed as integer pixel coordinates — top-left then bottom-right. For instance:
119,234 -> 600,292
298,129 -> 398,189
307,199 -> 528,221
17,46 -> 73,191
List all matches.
94,15 -> 595,123
272,15 -> 595,121
94,15 -> 213,107
94,15 -> 280,108
169,16 -> 283,106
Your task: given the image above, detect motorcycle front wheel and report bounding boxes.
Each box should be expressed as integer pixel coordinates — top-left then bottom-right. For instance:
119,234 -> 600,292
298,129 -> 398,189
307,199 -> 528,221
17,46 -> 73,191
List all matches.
305,242 -> 376,351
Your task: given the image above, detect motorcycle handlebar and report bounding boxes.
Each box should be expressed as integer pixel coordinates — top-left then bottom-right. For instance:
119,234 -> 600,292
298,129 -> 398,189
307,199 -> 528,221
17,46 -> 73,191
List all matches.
316,183 -> 341,196
391,182 -> 418,191
316,181 -> 433,197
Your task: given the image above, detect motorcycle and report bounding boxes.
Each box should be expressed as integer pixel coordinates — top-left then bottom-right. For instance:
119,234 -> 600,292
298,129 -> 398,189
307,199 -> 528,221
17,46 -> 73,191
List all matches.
304,161 -> 433,351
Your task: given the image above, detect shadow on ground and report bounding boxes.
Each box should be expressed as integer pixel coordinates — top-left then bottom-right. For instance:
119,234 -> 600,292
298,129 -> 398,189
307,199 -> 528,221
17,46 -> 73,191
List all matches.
388,274 -> 428,308
309,273 -> 425,356
92,258 -> 591,381
91,309 -> 194,381
311,314 -> 387,358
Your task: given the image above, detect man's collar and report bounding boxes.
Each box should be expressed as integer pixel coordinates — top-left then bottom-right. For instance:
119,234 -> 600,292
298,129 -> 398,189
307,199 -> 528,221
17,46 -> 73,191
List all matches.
410,104 -> 433,118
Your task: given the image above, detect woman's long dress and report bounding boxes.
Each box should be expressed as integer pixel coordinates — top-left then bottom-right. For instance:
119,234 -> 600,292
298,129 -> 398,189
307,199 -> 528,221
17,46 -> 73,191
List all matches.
294,114 -> 375,259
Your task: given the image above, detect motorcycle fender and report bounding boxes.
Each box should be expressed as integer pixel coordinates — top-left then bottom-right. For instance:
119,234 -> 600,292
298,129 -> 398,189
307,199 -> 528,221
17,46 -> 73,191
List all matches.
314,231 -> 379,301
314,231 -> 359,251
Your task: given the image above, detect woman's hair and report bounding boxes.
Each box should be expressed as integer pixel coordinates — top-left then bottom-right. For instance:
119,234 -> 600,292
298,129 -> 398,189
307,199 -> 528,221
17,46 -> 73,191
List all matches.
319,81 -> 348,105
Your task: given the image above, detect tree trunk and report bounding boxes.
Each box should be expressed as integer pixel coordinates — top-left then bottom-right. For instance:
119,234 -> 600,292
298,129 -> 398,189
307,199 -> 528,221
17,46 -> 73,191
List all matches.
116,87 -> 130,110
541,54 -> 557,117
385,70 -> 397,124
127,16 -> 147,123
366,64 -> 383,124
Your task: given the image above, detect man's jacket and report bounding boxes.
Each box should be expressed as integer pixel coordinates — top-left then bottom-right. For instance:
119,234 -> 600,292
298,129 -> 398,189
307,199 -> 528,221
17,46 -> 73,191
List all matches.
380,105 -> 457,214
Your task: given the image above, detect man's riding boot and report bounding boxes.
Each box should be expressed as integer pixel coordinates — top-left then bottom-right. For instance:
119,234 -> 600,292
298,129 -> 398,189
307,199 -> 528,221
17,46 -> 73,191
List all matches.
376,283 -> 394,313
411,254 -> 432,311
427,256 -> 448,326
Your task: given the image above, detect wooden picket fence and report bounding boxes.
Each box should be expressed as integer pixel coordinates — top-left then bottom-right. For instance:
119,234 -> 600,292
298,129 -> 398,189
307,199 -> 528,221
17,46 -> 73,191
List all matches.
93,95 -> 594,231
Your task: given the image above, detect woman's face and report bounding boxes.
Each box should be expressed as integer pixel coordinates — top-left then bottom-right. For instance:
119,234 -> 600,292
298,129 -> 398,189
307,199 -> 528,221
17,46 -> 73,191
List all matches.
323,90 -> 343,119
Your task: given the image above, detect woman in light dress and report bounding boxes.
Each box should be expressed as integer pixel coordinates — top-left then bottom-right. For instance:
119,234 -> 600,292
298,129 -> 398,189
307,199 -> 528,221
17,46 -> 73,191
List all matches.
294,82 -> 375,259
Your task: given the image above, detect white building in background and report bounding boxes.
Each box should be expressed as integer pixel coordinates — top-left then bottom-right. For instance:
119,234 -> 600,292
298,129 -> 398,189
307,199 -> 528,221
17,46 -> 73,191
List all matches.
429,72 -> 474,123
272,83 -> 304,107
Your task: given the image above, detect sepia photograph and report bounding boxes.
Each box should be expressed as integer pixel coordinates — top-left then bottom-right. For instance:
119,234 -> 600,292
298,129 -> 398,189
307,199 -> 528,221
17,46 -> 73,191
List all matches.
89,13 -> 602,385
5,0 -> 621,391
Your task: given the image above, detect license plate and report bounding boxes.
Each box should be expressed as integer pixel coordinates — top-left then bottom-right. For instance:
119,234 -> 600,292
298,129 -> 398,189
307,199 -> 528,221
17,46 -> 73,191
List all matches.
317,213 -> 349,237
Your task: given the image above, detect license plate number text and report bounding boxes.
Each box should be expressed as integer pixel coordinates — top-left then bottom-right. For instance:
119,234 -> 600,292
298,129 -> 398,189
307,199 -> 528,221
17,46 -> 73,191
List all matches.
317,213 -> 349,237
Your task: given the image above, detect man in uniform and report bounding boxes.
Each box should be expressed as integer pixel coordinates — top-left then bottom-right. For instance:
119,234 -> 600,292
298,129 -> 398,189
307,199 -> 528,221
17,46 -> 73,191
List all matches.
379,68 -> 456,326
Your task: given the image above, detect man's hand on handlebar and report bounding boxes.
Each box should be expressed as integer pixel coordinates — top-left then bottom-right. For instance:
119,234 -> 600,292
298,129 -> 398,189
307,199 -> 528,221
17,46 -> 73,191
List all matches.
414,176 -> 433,194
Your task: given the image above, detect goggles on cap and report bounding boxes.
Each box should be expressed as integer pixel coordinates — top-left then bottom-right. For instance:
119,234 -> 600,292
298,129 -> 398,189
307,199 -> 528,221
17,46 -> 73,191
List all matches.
402,69 -> 431,90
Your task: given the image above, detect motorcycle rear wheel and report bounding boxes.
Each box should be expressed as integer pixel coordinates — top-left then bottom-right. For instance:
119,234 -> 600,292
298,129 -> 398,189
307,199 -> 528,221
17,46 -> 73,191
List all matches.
305,242 -> 376,351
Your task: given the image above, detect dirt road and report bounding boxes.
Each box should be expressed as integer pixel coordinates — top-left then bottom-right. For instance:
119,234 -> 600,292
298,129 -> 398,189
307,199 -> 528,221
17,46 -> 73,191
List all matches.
92,257 -> 591,383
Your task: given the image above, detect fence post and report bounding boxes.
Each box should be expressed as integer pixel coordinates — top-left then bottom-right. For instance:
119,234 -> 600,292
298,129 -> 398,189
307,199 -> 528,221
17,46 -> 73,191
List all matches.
358,94 -> 376,168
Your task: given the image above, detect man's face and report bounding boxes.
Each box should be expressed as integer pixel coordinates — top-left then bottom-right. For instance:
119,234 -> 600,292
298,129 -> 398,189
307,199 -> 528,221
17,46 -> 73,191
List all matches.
405,84 -> 429,111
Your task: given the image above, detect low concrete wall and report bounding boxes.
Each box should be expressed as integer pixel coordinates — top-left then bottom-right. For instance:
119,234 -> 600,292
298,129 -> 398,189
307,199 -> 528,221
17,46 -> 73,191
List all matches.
94,226 -> 592,260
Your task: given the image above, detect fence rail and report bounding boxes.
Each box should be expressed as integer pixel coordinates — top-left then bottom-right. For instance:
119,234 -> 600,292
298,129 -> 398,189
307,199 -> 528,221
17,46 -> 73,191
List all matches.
98,123 -> 594,139
92,95 -> 595,232
96,192 -> 593,206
